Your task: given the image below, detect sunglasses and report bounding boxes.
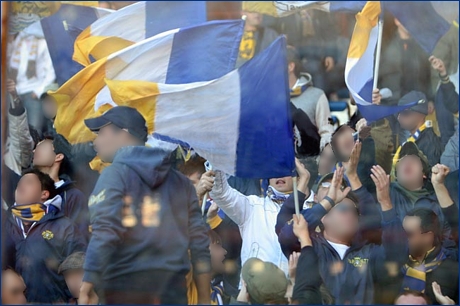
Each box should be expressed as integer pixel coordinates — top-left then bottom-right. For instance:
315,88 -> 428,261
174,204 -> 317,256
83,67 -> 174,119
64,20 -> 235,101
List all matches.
334,203 -> 359,216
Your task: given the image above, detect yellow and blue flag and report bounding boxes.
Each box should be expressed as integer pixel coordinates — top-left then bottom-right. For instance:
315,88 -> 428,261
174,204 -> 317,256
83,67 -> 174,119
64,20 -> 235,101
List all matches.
104,37 -> 295,178
345,1 -> 419,122
49,20 -> 244,145
73,1 -> 207,66
40,4 -> 113,86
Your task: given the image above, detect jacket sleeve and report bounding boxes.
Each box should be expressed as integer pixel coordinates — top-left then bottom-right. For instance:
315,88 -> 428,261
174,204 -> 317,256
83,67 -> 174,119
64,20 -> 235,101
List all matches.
358,137 -> 376,195
292,246 -> 323,305
438,80 -> 459,114
209,171 -> 254,227
315,93 -> 334,150
276,190 -> 307,235
187,180 -> 211,275
440,130 -> 459,172
7,102 -> 34,170
278,204 -> 328,258
441,204 -> 458,245
82,165 -> 127,286
64,188 -> 90,241
64,221 -> 88,258
371,209 -> 408,285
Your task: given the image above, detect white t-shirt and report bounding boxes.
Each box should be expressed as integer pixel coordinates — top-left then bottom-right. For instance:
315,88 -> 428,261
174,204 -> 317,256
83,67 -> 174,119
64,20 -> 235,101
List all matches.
327,240 -> 350,260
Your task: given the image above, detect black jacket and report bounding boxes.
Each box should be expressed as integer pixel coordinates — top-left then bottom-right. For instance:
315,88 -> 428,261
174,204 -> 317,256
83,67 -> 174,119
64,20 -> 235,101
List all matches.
292,246 -> 323,304
413,127 -> 442,167
5,204 -> 87,303
83,146 -> 211,291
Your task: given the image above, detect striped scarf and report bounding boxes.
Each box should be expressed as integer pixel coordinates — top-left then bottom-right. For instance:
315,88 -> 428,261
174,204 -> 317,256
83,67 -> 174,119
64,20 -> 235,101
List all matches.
391,122 -> 427,179
211,280 -> 224,305
267,186 -> 291,205
401,247 -> 446,293
11,203 -> 46,222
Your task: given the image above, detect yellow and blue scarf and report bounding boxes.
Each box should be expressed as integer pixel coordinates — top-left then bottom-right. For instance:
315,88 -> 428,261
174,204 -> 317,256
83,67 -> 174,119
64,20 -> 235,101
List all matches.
11,203 -> 46,222
401,247 -> 446,293
391,123 -> 427,180
290,84 -> 309,97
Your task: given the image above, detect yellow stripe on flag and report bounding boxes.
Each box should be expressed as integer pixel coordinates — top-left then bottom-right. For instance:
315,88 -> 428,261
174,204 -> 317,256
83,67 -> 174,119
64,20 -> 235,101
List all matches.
347,1 -> 381,59
104,79 -> 159,135
61,1 -> 99,7
73,27 -> 135,66
242,2 -> 279,17
49,57 -> 109,144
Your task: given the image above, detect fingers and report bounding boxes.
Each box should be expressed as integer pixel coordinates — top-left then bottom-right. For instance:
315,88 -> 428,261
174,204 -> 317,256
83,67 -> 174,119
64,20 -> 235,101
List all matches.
342,186 -> 351,198
292,214 -> 299,224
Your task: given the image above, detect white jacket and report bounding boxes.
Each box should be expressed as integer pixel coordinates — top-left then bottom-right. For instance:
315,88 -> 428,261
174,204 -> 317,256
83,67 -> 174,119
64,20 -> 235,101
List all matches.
209,171 -> 288,277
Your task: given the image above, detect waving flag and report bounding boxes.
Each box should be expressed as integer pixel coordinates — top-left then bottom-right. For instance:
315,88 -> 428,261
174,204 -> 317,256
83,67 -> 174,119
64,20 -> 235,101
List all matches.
104,37 -> 294,178
49,20 -> 244,144
73,1 -> 206,66
41,4 -> 113,85
241,1 -> 366,17
385,1 -> 451,54
345,1 -> 419,122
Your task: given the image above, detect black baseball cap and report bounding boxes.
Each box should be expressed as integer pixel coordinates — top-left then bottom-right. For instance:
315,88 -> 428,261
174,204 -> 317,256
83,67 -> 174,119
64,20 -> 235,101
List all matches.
398,91 -> 428,115
84,106 -> 148,142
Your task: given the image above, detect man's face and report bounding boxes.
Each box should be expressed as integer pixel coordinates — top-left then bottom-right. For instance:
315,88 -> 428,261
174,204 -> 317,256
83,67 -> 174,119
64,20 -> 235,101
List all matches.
210,242 -> 227,275
42,96 -> 57,120
397,110 -> 424,131
333,126 -> 355,161
395,294 -> 427,305
33,139 -> 56,167
396,155 -> 424,189
316,180 -> 332,202
93,125 -> 127,163
1,270 -> 27,305
63,269 -> 84,299
403,216 -> 434,258
15,173 -> 47,205
243,11 -> 263,27
187,171 -> 202,188
269,176 -> 294,193
318,145 -> 336,176
322,198 -> 359,239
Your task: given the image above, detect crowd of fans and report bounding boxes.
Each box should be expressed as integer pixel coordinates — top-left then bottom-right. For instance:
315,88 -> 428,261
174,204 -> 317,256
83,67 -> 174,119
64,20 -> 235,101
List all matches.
1,3 -> 459,305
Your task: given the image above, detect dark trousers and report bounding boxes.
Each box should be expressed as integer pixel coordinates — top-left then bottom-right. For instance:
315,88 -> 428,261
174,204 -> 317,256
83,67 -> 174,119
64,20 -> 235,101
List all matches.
103,270 -> 187,305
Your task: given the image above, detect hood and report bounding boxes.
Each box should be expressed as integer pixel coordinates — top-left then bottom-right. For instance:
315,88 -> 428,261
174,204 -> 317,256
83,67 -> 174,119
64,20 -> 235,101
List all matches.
112,146 -> 172,188
292,73 -> 313,89
43,195 -> 62,212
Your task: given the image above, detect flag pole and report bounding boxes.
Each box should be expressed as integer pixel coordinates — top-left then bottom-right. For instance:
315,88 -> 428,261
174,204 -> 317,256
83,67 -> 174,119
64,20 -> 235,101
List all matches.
201,193 -> 207,216
373,18 -> 384,89
293,176 -> 300,216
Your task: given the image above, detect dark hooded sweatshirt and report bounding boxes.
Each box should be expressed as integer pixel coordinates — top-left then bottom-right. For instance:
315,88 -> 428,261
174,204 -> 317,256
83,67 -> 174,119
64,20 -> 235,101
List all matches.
83,146 -> 211,290
5,197 -> 87,304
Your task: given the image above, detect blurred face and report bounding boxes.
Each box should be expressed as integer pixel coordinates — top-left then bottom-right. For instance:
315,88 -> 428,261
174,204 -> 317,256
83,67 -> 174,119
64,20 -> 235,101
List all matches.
397,110 -> 424,132
33,139 -> 57,167
243,11 -> 263,28
93,125 -> 131,163
403,216 -> 434,258
63,269 -> 84,299
1,270 -> 27,305
396,155 -> 425,190
333,126 -> 355,161
42,96 -> 57,120
210,241 -> 227,275
395,294 -> 427,305
318,145 -> 336,175
322,198 -> 359,240
15,173 -> 48,205
269,176 -> 293,193
187,171 -> 202,188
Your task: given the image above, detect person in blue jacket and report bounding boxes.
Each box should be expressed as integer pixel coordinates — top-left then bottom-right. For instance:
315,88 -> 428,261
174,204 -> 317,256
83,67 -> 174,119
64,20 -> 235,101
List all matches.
4,168 -> 87,304
33,133 -> 89,240
278,166 -> 407,304
79,106 -> 211,305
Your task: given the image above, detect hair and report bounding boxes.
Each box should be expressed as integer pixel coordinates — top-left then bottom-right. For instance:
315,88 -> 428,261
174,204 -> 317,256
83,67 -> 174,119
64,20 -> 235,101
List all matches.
208,230 -> 222,245
42,134 -> 74,179
406,208 -> 442,246
22,168 -> 58,200
395,290 -> 432,304
28,125 -> 41,149
286,45 -> 303,79
177,155 -> 206,177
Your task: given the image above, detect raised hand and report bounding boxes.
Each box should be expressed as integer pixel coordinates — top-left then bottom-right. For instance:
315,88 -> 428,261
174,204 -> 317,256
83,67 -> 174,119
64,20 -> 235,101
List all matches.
431,164 -> 450,186
370,165 -> 391,210
326,167 -> 351,204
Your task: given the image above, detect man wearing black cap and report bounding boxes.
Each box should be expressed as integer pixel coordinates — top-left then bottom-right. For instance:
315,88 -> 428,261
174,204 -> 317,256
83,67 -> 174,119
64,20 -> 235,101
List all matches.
33,134 -> 89,239
79,106 -> 211,305
396,90 -> 442,167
